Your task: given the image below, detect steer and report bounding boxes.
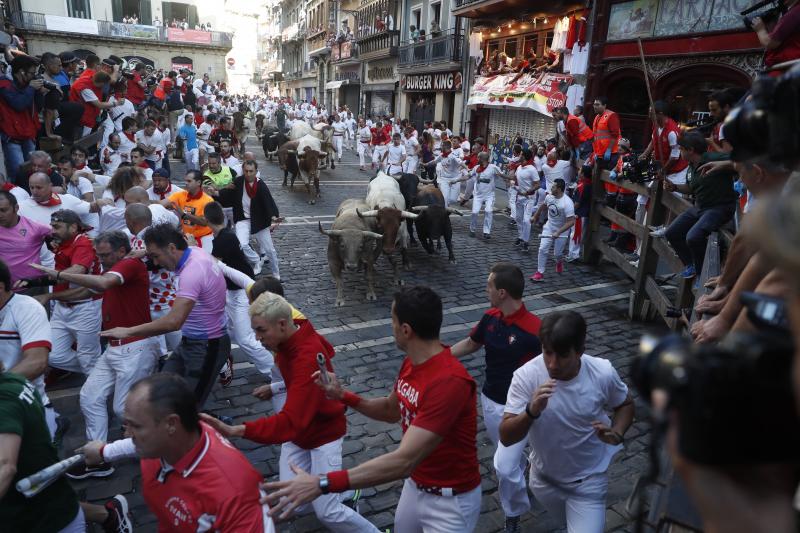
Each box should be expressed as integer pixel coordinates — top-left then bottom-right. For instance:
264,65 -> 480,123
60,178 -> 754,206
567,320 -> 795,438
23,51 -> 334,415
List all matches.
296,135 -> 327,204
359,172 -> 418,281
261,125 -> 285,162
412,184 -> 463,263
319,199 -> 383,307
288,121 -> 336,169
394,172 -> 433,245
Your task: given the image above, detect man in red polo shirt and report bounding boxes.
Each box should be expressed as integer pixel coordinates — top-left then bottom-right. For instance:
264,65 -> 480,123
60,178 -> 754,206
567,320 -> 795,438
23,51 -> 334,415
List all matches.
31,230 -> 158,478
370,119 -> 391,171
32,209 -> 102,375
126,63 -> 147,107
261,286 -> 482,532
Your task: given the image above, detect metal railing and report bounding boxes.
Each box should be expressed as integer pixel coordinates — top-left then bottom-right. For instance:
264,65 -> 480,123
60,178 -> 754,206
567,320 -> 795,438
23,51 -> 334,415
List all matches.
399,29 -> 461,66
9,10 -> 232,48
356,29 -> 399,58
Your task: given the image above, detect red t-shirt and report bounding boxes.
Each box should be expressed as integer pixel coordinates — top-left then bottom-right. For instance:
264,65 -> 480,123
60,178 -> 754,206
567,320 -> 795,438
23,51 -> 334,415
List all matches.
54,233 -> 100,293
141,423 -> 269,533
395,347 -> 481,492
153,78 -> 174,100
103,258 -> 151,330
765,4 -> 800,70
126,72 -> 145,105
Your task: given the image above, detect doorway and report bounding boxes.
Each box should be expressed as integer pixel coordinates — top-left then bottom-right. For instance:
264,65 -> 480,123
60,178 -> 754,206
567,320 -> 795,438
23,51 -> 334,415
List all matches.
409,92 -> 435,134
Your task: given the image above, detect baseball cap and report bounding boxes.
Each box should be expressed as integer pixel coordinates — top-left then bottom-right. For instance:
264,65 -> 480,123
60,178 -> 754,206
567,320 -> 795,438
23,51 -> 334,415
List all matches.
677,130 -> 707,153
59,51 -> 77,64
51,209 -> 90,232
152,167 -> 170,179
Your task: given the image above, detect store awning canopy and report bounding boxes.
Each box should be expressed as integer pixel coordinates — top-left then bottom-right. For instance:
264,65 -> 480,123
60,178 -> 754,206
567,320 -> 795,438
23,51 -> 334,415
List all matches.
467,72 -> 575,117
325,80 -> 345,89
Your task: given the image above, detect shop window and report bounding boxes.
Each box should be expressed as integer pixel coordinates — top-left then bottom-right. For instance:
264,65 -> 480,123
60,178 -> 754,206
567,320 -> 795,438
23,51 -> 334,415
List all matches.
545,31 -> 554,51
504,39 -> 517,59
486,40 -> 500,61
523,35 -> 538,57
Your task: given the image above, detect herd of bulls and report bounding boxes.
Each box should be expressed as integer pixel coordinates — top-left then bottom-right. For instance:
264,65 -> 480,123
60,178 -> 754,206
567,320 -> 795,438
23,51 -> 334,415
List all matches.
259,124 -> 463,306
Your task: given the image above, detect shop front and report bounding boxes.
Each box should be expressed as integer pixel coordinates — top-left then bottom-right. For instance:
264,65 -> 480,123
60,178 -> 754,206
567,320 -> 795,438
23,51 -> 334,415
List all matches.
361,58 -> 397,118
332,63 -> 361,112
400,71 -> 463,133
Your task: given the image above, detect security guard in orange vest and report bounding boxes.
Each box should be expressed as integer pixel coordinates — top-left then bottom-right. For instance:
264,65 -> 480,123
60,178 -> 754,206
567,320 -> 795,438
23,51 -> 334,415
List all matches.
591,96 -> 621,171
557,106 -> 593,161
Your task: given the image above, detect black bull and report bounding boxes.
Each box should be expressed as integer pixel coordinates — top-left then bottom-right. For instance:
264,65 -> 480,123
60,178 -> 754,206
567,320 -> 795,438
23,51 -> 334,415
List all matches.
261,126 -> 287,161
411,184 -> 462,263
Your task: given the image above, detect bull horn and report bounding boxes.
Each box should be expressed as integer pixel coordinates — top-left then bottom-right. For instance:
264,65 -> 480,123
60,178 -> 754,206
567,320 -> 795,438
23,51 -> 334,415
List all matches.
418,177 -> 434,184
392,174 -> 403,181
270,134 -> 277,139
318,221 -> 344,237
401,211 -> 419,220
412,205 -> 429,212
287,149 -> 296,155
356,209 -> 378,218
362,230 -> 383,240
447,207 -> 464,216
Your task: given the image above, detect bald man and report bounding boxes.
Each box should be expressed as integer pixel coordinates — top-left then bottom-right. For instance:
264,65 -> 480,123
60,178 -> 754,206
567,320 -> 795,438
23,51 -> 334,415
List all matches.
243,151 -> 262,180
123,186 -> 179,227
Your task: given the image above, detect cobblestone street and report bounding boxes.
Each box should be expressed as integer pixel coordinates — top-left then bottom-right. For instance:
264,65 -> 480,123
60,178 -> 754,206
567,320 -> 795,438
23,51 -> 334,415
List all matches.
51,140 -> 658,532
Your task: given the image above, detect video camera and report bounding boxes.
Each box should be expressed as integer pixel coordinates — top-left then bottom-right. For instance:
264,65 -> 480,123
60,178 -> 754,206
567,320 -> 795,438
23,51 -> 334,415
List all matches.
741,0 -> 787,30
632,292 -> 800,465
724,61 -> 800,166
33,75 -> 59,92
620,152 -> 659,183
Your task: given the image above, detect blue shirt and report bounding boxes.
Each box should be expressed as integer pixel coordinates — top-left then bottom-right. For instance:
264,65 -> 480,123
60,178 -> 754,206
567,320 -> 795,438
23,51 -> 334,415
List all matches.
178,124 -> 198,151
53,71 -> 71,91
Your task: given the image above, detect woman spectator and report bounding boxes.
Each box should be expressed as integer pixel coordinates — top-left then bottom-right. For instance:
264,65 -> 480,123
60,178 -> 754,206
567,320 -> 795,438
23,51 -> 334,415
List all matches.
420,131 -> 436,181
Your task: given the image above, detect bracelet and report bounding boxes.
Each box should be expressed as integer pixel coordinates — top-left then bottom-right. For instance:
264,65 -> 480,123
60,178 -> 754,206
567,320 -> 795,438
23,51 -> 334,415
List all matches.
326,469 -> 350,493
99,443 -> 107,462
525,402 -> 540,420
341,391 -> 362,408
55,271 -> 61,282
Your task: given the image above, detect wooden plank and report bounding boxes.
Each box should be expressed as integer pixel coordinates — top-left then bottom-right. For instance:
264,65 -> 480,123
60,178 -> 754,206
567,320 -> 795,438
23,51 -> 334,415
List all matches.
660,191 -> 692,216
690,232 -> 721,326
597,205 -> 646,238
599,172 -> 652,198
645,275 -> 678,329
631,179 -> 669,320
594,238 -> 638,279
720,229 -> 734,249
651,236 -> 685,273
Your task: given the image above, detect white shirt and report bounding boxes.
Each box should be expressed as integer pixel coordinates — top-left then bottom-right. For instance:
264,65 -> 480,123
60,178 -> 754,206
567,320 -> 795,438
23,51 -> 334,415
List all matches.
242,188 -> 252,219
148,203 -> 180,227
541,160 -> 573,189
135,130 -> 165,163
332,121 -> 347,135
386,143 -> 406,169
461,140 -> 471,153
541,193 -> 575,237
358,126 -> 372,142
66,176 -> 93,200
147,183 -> 184,202
403,136 -> 420,158
345,118 -> 356,132
0,293 -> 53,403
516,164 -> 539,194
6,185 -> 29,203
533,155 -> 547,172
471,164 -> 502,196
101,146 -> 123,175
434,152 -> 466,180
111,99 -> 136,131
505,354 -> 629,483
19,194 -> 91,226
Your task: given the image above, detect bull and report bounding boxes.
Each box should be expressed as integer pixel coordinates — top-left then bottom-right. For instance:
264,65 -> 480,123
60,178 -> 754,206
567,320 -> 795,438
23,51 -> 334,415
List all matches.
288,121 -> 336,170
255,113 -> 266,137
262,125 -> 287,162
319,199 -> 383,307
412,185 -> 463,263
277,136 -> 327,204
358,172 -> 418,281
393,172 -> 433,246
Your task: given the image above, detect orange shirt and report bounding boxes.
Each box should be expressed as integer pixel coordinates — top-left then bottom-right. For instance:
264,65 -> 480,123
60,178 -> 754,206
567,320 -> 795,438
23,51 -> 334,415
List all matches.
168,190 -> 213,239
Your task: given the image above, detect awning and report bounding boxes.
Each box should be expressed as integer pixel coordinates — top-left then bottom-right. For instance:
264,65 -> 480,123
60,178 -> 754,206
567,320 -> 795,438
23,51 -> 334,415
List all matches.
325,80 -> 345,89
362,83 -> 396,92
467,72 -> 574,117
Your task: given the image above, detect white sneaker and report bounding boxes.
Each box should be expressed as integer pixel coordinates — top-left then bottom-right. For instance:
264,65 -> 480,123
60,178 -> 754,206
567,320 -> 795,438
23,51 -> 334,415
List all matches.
649,226 -> 667,237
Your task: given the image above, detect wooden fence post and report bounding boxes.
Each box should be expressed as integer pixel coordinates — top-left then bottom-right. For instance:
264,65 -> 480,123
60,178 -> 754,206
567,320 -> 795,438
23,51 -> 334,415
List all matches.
630,180 -> 667,320
582,163 -> 606,265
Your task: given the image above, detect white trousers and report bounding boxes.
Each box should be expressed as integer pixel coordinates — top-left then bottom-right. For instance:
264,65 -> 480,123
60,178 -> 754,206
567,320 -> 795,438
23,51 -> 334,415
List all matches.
395,478 -> 481,533
198,233 -> 215,250
152,307 -> 182,356
357,142 -> 371,167
481,394 -> 531,518
437,177 -> 461,207
333,136 -> 343,159
470,194 -> 494,234
372,144 -> 387,166
508,187 -> 518,218
184,148 -> 199,171
530,470 -> 608,533
226,289 -> 275,378
537,235 -> 570,274
58,507 -> 86,533
49,300 -> 102,374
80,337 -> 159,441
234,220 -> 280,278
279,438 -> 378,532
462,177 -> 475,201
344,129 -> 354,149
403,156 -> 419,174
515,196 -> 536,243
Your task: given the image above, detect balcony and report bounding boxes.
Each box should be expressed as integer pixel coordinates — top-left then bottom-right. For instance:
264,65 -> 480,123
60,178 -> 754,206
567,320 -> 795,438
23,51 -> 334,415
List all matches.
398,29 -> 462,69
452,0 -> 543,18
335,70 -> 360,82
307,30 -> 332,56
9,10 -> 232,49
356,30 -> 399,60
281,22 -> 307,42
331,40 -> 358,64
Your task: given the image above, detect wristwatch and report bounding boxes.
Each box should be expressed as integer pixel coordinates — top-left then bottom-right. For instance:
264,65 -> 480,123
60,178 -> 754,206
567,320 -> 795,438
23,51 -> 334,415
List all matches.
525,402 -> 540,420
319,474 -> 330,494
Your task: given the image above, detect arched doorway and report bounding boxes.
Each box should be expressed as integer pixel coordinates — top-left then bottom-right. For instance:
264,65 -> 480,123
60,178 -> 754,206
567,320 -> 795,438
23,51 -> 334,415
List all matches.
603,68 -> 651,150
171,56 -> 193,72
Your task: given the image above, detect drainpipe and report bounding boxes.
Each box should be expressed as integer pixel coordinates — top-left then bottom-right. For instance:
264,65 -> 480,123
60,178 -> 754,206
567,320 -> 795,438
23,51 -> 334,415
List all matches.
458,15 -> 470,136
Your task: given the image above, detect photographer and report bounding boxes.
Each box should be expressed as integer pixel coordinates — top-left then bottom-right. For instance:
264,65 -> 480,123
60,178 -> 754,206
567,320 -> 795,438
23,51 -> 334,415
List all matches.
39,52 -> 83,143
0,56 -> 48,179
751,0 -> 800,74
126,62 -> 147,108
661,131 -> 738,280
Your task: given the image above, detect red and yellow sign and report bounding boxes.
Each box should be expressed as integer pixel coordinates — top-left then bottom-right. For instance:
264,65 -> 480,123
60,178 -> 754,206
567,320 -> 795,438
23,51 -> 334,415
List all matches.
467,72 -> 574,116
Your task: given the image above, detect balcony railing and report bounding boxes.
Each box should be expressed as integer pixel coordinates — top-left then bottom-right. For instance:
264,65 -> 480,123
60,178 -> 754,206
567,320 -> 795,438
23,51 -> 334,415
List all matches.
307,31 -> 331,55
356,29 -> 399,59
335,70 -> 360,82
399,29 -> 461,67
9,10 -> 232,48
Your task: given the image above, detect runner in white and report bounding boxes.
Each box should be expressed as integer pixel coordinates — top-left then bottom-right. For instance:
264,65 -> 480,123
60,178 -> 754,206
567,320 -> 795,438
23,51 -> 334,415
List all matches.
356,119 -> 373,172
331,115 -> 347,163
383,133 -> 407,176
530,178 -> 575,282
402,127 -> 421,174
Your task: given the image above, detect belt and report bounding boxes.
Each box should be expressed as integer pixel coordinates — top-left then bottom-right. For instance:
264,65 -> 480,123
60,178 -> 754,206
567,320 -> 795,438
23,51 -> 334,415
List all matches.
478,178 -> 491,184
360,140 -> 370,143
109,336 -> 146,347
334,133 -> 344,136
59,299 -> 95,308
414,481 -> 464,497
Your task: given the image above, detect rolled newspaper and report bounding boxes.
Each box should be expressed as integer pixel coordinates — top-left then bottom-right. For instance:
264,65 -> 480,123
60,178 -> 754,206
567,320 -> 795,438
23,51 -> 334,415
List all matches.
16,454 -> 84,498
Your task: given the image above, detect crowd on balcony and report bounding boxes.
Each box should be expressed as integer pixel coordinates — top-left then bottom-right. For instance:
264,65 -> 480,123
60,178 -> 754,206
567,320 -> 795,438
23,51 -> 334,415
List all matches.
356,9 -> 396,38
118,16 -> 214,32
408,20 -> 442,43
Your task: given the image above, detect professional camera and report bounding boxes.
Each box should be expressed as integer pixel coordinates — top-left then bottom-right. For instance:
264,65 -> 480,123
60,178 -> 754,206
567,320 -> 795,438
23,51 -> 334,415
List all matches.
620,152 -> 658,183
724,49 -> 800,166
34,75 -> 59,92
632,292 -> 800,466
741,0 -> 787,30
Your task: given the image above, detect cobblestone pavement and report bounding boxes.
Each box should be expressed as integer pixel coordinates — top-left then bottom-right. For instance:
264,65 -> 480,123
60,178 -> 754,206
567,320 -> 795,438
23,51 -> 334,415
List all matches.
51,138 -> 661,532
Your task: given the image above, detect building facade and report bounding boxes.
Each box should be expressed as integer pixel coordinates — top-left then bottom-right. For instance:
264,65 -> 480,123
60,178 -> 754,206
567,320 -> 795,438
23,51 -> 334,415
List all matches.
280,0 -> 318,102
585,0 -> 760,149
355,0 -> 400,118
328,0 -> 360,113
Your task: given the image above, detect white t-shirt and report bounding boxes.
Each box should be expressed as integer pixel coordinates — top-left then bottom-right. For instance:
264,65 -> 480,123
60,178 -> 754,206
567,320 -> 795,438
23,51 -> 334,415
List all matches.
472,164 -> 502,196
66,176 -> 93,200
515,164 -> 539,194
505,354 -> 628,483
541,193 -> 575,237
242,188 -> 252,219
135,130 -> 165,164
386,143 -> 406,171
19,194 -> 91,226
403,136 -> 420,158
147,184 -> 185,202
0,293 -> 53,403
111,99 -> 136,132
6,186 -> 29,203
148,203 -> 180,227
332,121 -> 347,135
541,160 -> 573,189
358,126 -> 372,142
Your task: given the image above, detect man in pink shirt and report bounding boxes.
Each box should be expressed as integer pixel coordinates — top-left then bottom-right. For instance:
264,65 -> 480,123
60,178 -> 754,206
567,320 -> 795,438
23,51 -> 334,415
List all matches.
0,190 -> 51,287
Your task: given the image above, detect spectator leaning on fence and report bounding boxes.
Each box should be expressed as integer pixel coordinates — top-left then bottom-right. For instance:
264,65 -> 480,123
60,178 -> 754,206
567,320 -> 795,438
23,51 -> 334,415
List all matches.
661,130 -> 738,280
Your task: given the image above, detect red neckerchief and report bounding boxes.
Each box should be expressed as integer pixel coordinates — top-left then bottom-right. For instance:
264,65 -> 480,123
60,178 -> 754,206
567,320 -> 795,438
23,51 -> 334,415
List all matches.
75,163 -> 86,170
186,189 -> 204,201
37,194 -> 62,207
442,150 -> 451,157
244,178 -> 258,199
477,164 -> 488,174
1,182 -> 14,191
124,131 -> 136,142
137,162 -> 150,169
156,183 -> 173,200
547,159 -> 557,167
221,150 -> 232,159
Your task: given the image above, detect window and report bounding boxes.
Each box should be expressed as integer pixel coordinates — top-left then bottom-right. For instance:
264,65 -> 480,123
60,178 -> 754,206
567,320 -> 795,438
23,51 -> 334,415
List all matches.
430,2 -> 441,25
486,40 -> 500,61
545,31 -> 554,51
411,7 -> 421,31
67,0 -> 91,19
504,39 -> 517,59
523,35 -> 538,57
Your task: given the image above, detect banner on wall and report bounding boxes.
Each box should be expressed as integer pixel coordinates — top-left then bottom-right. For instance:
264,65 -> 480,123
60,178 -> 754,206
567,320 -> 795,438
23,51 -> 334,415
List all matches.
172,62 -> 193,71
607,0 -> 750,41
167,28 -> 212,44
110,22 -> 159,40
467,73 -> 574,116
45,15 -> 98,35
